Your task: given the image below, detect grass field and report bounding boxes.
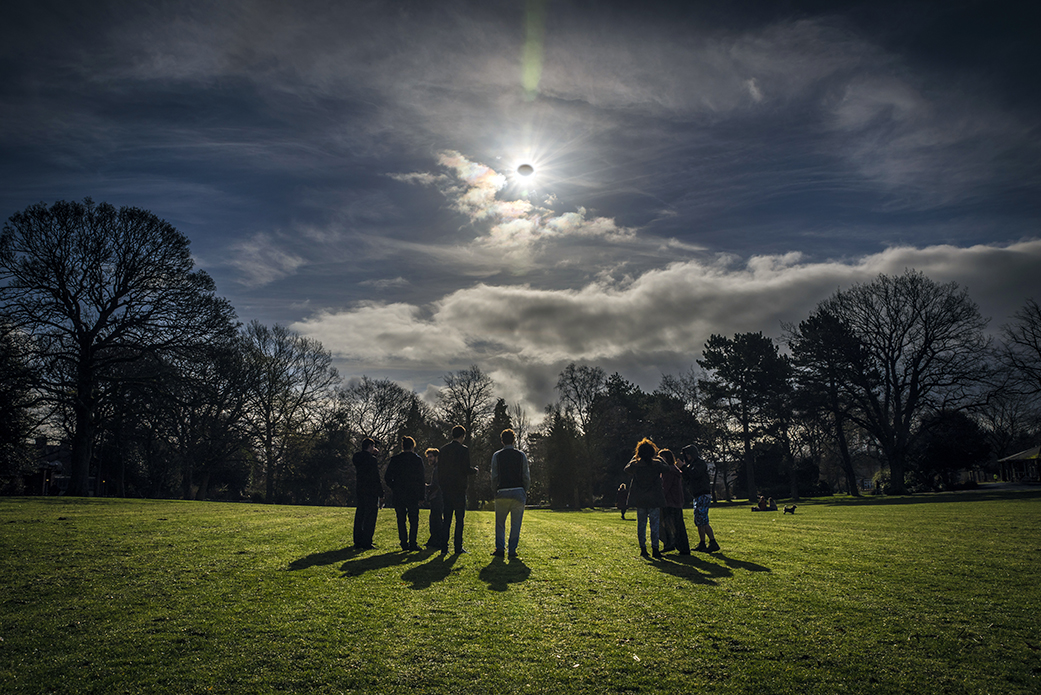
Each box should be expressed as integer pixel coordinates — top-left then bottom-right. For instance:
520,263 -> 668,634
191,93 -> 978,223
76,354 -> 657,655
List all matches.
2,489 -> 1040,694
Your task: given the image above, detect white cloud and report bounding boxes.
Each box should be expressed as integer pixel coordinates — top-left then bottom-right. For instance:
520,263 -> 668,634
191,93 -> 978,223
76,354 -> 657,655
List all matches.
227,232 -> 306,288
293,239 -> 1041,414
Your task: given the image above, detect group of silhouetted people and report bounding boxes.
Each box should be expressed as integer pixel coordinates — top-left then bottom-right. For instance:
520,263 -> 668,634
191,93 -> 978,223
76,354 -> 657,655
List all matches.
621,438 -> 719,558
352,429 -> 717,561
352,426 -> 530,558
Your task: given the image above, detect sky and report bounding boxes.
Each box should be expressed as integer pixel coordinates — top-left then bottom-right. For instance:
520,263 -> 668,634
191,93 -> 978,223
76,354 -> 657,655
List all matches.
3,0 -> 1040,416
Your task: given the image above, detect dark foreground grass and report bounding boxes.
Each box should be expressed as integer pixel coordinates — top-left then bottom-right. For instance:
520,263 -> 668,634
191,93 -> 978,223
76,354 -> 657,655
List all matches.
1,489 -> 1040,694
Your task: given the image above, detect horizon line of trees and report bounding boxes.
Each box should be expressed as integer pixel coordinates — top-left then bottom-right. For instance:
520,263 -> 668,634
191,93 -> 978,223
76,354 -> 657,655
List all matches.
2,199 -> 1041,505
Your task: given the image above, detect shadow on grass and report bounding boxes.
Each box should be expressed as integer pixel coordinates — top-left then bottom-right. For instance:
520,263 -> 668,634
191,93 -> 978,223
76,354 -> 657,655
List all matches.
652,553 -> 729,585
653,552 -> 770,584
338,548 -> 435,578
400,551 -> 461,589
288,546 -> 361,571
479,556 -> 531,592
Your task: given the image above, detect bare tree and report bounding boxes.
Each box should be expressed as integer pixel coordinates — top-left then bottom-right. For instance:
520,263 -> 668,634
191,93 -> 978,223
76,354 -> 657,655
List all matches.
438,365 -> 495,443
0,199 -> 237,495
244,321 -> 338,503
556,363 -> 607,434
1002,298 -> 1041,396
820,271 -> 991,494
336,376 -> 416,447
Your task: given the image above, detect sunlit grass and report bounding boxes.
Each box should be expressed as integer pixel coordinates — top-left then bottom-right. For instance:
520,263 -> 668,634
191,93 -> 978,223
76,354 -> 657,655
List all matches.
1,489 -> 1039,694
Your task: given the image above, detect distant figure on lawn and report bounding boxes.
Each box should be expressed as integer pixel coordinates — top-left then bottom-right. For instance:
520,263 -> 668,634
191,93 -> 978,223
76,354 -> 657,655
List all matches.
623,438 -> 670,559
438,425 -> 477,554
424,447 -> 443,549
659,449 -> 690,555
616,483 -> 629,520
352,438 -> 384,550
681,444 -> 719,553
384,436 -> 425,551
490,428 -> 531,559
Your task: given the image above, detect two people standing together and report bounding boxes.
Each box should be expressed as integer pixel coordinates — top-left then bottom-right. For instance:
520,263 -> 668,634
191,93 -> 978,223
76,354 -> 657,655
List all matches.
352,426 -> 531,558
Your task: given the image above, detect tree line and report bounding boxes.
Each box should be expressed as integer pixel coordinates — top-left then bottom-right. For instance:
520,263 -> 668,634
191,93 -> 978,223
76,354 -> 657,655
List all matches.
2,199 -> 1040,503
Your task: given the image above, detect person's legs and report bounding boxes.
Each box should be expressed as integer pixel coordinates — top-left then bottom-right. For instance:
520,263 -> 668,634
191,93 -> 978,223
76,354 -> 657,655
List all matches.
407,500 -> 420,548
649,508 -> 661,550
674,507 -> 690,554
427,496 -> 443,547
395,503 -> 409,549
636,507 -> 649,552
661,507 -> 676,551
494,496 -> 508,552
506,489 -> 525,555
356,495 -> 379,548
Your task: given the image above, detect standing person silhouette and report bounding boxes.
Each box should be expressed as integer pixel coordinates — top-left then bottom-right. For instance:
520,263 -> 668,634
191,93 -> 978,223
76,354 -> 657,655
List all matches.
682,444 -> 720,553
438,425 -> 476,554
623,438 -> 670,559
352,438 -> 383,550
384,436 -> 425,551
423,448 -> 443,549
490,428 -> 531,559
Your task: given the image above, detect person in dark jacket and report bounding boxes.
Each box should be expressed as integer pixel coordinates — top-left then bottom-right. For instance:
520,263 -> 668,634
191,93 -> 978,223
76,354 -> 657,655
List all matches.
623,438 -> 671,558
384,436 -> 426,551
681,444 -> 719,553
423,447 -> 443,549
352,438 -> 384,550
490,428 -> 531,558
659,449 -> 690,555
438,425 -> 477,554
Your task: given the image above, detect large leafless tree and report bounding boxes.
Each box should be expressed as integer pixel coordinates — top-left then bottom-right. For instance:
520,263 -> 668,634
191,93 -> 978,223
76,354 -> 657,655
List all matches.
244,321 -> 338,503
0,199 -> 237,495
820,271 -> 991,494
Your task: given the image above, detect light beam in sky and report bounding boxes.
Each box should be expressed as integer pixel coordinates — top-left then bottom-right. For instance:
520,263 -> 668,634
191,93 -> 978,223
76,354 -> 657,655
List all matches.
521,0 -> 547,101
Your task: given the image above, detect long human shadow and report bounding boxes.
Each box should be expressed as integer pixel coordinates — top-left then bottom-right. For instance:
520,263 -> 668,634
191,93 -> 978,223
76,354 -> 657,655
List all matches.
338,549 -> 433,578
288,545 -> 361,571
652,552 -> 732,585
478,556 -> 531,592
400,552 -> 461,590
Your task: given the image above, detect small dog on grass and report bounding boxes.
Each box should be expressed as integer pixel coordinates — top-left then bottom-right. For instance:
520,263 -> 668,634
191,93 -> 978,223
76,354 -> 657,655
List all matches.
783,505 -> 797,515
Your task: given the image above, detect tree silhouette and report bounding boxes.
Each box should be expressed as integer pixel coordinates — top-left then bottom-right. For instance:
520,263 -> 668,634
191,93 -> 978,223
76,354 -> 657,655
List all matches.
0,199 -> 237,496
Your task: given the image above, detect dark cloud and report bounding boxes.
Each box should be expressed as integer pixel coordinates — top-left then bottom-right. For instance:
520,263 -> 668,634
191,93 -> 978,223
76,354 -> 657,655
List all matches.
2,0 -> 1039,413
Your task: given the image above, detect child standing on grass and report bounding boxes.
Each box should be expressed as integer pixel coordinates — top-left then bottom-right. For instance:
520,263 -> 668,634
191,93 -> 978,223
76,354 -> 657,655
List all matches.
623,438 -> 670,559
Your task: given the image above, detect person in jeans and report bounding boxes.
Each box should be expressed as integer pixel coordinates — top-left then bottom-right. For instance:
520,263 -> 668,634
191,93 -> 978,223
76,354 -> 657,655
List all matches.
623,438 -> 670,558
490,428 -> 531,559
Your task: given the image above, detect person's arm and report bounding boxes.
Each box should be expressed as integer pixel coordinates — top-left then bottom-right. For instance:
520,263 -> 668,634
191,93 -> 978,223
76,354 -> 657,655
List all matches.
490,451 -> 500,491
521,452 -> 531,491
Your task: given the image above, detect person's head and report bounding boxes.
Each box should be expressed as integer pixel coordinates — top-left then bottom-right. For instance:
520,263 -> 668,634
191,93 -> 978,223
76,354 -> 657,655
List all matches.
425,447 -> 439,462
634,437 -> 658,461
660,449 -> 676,466
361,437 -> 376,453
681,444 -> 701,463
501,428 -> 516,446
401,436 -> 415,452
451,425 -> 466,441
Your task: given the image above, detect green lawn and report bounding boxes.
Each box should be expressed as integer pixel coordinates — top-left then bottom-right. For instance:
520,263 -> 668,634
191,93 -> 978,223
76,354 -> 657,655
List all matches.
1,489 -> 1040,694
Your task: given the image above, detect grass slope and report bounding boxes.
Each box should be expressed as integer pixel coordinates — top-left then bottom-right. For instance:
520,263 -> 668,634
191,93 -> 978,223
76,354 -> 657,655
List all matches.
1,490 -> 1040,694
